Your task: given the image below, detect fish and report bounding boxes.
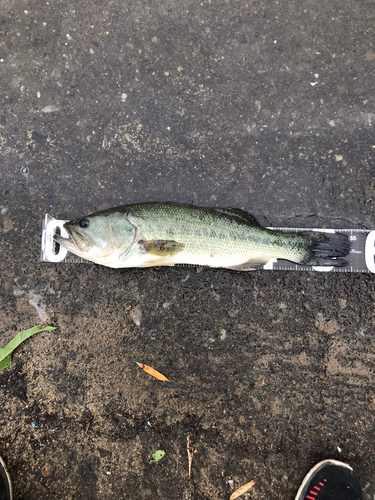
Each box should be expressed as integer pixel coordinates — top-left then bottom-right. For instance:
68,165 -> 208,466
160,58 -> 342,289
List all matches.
54,201 -> 351,270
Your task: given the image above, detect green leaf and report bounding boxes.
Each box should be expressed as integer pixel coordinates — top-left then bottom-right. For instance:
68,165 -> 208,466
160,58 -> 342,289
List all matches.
0,354 -> 12,370
149,450 -> 165,463
0,325 -> 57,370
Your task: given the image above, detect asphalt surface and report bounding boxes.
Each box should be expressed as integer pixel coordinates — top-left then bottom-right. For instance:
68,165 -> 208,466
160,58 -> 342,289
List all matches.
1,0 -> 375,499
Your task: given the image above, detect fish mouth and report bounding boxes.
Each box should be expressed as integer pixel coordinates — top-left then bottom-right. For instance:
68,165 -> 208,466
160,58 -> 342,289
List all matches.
54,226 -> 87,254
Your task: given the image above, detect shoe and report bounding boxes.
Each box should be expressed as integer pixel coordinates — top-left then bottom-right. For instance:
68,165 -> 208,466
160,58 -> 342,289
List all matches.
295,459 -> 362,500
0,455 -> 12,500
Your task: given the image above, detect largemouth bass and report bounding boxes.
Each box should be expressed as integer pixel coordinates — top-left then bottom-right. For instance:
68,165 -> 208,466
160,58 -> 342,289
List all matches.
54,202 -> 351,270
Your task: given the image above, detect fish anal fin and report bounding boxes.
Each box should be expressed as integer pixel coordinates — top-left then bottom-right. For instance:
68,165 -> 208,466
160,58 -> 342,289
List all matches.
142,256 -> 176,267
139,240 -> 185,256
224,260 -> 266,271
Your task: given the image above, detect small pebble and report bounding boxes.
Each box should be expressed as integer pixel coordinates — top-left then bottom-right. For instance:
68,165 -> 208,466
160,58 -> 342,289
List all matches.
316,317 -> 340,334
338,298 -> 347,309
130,306 -> 142,326
41,104 -> 61,113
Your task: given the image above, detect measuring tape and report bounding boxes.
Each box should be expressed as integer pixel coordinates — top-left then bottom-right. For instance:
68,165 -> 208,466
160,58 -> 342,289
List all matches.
40,214 -> 375,273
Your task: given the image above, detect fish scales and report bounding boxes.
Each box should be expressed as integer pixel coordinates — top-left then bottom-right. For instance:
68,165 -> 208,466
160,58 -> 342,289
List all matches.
124,203 -> 296,267
54,202 -> 351,270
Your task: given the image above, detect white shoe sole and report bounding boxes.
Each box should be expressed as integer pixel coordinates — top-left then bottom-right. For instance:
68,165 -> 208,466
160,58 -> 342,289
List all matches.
0,455 -> 13,500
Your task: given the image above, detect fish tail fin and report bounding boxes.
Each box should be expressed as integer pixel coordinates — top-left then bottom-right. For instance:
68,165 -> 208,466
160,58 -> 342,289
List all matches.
301,232 -> 351,267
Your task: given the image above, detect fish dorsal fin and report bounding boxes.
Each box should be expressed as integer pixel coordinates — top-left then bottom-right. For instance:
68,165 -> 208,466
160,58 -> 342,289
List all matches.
213,207 -> 268,227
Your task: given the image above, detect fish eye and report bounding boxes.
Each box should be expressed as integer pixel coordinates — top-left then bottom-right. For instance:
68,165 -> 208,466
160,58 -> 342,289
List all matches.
79,218 -> 90,228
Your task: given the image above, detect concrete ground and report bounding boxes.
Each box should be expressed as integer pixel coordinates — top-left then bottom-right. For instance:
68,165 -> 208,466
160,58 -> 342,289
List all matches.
1,0 -> 375,498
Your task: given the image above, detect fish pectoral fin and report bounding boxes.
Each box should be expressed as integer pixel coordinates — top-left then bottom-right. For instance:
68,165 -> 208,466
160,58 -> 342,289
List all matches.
139,239 -> 185,256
